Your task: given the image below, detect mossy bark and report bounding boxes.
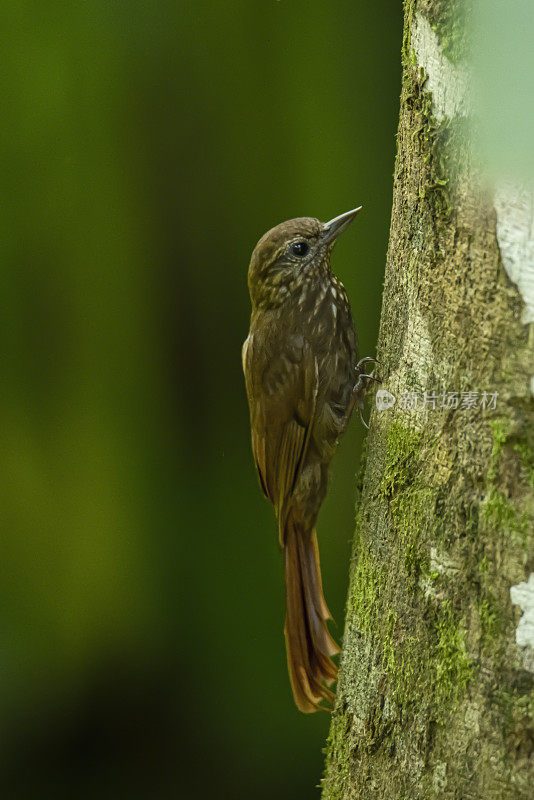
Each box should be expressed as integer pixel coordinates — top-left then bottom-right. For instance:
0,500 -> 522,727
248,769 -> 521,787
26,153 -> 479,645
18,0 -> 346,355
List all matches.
322,1 -> 534,798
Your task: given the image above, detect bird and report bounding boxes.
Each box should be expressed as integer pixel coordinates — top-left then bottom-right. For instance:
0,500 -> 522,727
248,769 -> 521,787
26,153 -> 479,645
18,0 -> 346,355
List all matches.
242,208 -> 376,712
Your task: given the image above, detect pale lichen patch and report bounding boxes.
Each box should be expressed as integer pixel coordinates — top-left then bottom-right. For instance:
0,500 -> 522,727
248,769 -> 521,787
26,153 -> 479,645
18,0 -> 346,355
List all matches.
411,12 -> 468,122
510,573 -> 534,673
494,181 -> 534,325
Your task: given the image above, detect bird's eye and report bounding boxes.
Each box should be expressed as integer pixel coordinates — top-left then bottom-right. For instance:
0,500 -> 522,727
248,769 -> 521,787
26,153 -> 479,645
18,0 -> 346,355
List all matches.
290,241 -> 309,257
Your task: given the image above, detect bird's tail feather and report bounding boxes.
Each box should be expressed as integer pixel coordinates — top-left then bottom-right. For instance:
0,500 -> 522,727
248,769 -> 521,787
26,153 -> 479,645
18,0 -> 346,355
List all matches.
284,516 -> 340,713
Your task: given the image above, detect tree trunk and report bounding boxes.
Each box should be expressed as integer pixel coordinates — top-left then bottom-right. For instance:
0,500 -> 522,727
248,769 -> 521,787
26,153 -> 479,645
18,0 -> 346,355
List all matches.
322,1 -> 534,797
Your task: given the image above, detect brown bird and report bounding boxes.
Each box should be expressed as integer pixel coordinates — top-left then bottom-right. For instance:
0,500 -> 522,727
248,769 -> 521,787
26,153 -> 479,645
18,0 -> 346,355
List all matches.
242,208 -> 376,713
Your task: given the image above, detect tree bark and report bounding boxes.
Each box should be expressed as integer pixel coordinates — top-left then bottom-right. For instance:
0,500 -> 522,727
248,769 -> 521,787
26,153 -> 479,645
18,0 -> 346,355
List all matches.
322,1 -> 534,797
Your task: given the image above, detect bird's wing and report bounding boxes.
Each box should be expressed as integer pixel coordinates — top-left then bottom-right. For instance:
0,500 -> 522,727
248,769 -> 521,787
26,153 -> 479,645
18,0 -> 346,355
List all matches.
242,332 -> 319,544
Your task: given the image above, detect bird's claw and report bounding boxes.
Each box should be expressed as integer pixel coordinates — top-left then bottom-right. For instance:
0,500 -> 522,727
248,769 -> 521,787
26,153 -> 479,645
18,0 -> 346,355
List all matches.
359,372 -> 381,384
356,357 -> 380,371
349,357 -> 381,428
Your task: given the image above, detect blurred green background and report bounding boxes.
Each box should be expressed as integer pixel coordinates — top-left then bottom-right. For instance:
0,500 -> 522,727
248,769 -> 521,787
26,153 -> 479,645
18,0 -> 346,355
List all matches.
1,1 -> 401,797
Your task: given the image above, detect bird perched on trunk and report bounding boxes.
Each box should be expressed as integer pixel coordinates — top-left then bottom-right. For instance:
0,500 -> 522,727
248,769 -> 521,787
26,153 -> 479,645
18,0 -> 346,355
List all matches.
242,208 -> 376,713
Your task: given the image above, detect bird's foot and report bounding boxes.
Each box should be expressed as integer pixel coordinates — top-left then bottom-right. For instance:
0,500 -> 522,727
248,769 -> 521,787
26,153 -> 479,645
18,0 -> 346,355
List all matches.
348,358 -> 381,429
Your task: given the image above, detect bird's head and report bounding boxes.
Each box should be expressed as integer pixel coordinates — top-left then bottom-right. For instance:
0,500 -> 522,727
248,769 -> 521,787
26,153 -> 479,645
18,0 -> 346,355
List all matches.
247,207 -> 361,309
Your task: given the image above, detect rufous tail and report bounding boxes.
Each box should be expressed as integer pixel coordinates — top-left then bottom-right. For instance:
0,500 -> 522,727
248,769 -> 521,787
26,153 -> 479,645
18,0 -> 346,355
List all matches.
284,516 -> 340,713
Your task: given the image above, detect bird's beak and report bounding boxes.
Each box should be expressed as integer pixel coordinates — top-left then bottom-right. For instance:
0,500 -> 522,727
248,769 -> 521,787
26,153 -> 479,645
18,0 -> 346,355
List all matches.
321,206 -> 362,245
